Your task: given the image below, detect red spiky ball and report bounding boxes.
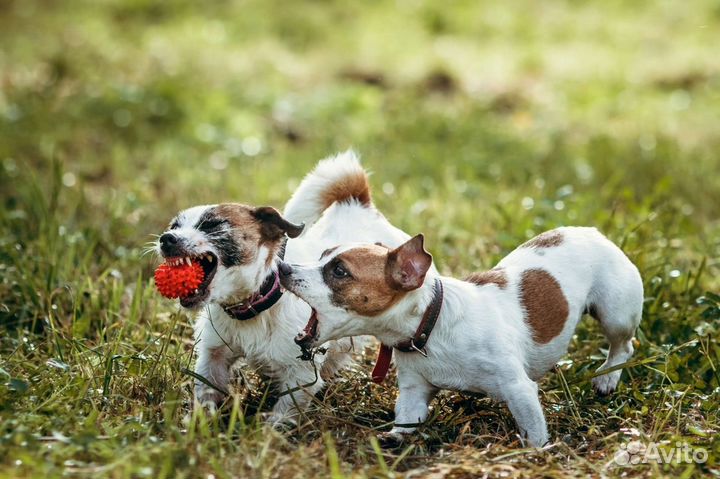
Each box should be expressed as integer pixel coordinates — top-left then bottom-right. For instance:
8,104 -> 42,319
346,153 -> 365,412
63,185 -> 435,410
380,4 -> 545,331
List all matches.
154,261 -> 205,299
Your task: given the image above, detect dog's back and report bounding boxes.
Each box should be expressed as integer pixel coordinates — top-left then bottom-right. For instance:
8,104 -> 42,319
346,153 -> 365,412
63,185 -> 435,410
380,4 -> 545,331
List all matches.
492,227 -> 643,382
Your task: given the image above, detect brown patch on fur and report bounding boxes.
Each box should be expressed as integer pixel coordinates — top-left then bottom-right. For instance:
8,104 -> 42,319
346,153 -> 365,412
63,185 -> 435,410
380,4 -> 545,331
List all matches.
320,246 -> 339,259
215,204 -> 257,230
520,269 -> 569,344
209,346 -> 232,364
325,245 -> 406,316
213,203 -> 280,266
521,230 -> 564,249
465,268 -> 508,289
321,170 -> 372,210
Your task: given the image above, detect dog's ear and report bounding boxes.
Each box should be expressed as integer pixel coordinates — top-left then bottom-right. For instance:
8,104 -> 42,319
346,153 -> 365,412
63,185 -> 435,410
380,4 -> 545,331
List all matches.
386,234 -> 432,291
253,206 -> 305,240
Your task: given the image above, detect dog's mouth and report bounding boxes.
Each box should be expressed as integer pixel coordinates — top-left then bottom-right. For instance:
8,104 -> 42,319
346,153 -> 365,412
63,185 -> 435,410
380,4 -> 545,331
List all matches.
295,308 -> 319,350
163,252 -> 218,308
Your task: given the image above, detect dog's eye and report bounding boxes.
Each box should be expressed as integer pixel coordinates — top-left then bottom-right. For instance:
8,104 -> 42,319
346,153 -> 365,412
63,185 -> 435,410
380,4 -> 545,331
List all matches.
199,219 -> 227,231
332,263 -> 349,279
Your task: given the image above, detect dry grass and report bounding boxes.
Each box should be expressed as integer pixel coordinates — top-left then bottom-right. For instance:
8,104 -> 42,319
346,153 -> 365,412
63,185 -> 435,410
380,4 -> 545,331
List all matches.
1,0 -> 720,477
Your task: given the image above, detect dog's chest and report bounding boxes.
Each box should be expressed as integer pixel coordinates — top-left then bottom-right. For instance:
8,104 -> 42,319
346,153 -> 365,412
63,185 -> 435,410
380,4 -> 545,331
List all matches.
395,348 -> 508,396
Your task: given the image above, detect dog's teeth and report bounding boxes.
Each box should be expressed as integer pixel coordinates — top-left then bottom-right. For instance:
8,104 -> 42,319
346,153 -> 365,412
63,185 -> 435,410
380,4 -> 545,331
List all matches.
185,257 -> 191,266
207,254 -> 213,262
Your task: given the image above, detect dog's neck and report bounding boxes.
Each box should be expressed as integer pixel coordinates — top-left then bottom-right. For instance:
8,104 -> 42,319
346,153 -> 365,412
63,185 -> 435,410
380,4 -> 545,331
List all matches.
218,250 -> 287,321
373,273 -> 440,347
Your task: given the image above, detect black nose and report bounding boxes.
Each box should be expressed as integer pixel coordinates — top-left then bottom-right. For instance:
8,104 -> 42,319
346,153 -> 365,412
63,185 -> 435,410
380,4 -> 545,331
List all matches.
278,261 -> 293,277
159,233 -> 181,255
160,233 -> 178,247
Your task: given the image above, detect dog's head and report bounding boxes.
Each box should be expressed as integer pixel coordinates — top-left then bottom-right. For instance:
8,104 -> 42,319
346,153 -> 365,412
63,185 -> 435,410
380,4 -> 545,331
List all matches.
279,234 -> 432,348
156,203 -> 304,309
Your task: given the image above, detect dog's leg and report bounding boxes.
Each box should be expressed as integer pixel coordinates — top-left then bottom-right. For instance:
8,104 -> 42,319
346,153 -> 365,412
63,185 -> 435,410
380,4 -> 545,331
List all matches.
194,343 -> 234,411
378,370 -> 437,446
501,375 -> 548,447
591,311 -> 638,395
590,302 -> 641,395
266,364 -> 325,427
588,265 -> 642,395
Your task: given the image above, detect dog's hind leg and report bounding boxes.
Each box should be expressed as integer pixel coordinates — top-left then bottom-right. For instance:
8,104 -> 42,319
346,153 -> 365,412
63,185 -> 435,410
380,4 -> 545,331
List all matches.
589,271 -> 643,395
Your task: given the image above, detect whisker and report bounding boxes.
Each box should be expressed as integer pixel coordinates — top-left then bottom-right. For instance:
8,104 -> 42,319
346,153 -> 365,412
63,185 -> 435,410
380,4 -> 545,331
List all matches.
140,249 -> 158,258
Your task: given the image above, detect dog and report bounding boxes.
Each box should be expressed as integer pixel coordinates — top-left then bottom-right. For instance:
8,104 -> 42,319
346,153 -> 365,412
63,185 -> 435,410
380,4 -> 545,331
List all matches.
155,151 -> 427,424
277,227 -> 643,445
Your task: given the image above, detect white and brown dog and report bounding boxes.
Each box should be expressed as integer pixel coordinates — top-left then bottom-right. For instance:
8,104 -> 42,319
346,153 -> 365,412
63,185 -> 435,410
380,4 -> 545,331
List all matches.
278,227 -> 643,446
155,151 -> 427,424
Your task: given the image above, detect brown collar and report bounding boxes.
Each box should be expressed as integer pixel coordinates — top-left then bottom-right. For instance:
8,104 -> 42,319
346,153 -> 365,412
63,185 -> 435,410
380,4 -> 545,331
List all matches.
222,238 -> 289,321
371,278 -> 444,384
223,270 -> 283,321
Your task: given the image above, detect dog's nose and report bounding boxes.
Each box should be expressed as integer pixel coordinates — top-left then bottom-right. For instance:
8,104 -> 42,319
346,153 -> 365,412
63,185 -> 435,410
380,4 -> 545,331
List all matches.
159,233 -> 182,255
278,261 -> 293,277
159,233 -> 178,246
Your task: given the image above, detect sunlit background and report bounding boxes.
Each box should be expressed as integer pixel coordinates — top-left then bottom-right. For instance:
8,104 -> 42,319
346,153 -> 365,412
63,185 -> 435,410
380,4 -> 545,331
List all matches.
1,1 -> 719,476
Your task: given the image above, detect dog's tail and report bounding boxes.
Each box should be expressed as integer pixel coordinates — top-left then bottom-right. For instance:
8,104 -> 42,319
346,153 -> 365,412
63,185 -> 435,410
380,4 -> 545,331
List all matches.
283,149 -> 372,232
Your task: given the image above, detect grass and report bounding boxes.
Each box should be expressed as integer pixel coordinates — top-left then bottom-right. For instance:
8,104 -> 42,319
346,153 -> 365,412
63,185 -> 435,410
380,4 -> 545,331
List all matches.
1,0 -> 719,477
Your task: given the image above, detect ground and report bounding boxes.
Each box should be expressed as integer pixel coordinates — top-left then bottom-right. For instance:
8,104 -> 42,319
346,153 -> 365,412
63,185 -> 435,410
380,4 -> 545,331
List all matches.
1,0 -> 719,477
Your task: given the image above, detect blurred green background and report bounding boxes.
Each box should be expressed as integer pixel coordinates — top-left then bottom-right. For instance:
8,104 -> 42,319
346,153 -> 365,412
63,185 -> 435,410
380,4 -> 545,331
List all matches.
1,0 -> 719,477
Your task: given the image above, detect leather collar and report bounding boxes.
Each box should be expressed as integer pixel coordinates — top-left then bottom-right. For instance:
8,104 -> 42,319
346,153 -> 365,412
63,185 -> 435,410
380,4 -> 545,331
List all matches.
223,270 -> 283,321
222,238 -> 288,321
371,278 -> 444,383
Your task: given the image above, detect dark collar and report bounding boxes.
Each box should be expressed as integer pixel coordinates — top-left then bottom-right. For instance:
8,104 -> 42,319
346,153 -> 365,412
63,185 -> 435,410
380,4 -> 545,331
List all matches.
223,270 -> 284,321
371,278 -> 444,384
222,238 -> 288,321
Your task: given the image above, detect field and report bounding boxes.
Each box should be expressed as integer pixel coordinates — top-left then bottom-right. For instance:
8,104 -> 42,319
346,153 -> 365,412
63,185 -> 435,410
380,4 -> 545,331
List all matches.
1,0 -> 719,477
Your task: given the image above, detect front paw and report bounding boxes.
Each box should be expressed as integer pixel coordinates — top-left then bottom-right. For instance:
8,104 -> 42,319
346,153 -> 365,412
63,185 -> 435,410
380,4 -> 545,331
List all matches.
592,370 -> 622,396
194,388 -> 226,412
262,412 -> 298,431
376,431 -> 408,448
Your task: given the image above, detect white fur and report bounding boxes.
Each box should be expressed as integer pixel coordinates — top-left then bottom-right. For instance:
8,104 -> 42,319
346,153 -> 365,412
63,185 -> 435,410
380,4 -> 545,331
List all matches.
180,151 -> 423,423
283,150 -> 366,231
282,227 -> 643,445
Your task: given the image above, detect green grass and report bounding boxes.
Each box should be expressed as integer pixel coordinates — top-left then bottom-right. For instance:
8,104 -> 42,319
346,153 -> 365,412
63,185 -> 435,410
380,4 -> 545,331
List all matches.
1,0 -> 720,477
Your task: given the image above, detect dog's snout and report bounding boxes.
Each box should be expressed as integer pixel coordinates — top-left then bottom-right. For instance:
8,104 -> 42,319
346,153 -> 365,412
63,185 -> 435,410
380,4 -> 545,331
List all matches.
160,233 -> 178,246
278,261 -> 293,277
159,233 -> 182,255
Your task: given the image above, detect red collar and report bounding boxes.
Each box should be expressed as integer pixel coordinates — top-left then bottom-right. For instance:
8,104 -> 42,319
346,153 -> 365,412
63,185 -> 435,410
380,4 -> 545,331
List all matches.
371,278 -> 444,383
223,270 -> 283,321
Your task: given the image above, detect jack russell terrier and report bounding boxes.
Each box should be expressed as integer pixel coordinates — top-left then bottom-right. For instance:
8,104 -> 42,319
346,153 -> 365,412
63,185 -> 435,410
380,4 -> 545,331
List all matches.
154,151 -> 434,424
278,227 -> 643,446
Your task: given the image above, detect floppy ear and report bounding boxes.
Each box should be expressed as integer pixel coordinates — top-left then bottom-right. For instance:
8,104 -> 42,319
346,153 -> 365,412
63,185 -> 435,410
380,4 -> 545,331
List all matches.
253,206 -> 305,240
386,234 -> 433,291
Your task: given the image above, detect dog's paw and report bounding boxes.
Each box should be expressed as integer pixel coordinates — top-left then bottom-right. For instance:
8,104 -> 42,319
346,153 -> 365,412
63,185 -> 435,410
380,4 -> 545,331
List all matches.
592,370 -> 621,396
376,431 -> 407,449
194,388 -> 226,412
262,412 -> 298,431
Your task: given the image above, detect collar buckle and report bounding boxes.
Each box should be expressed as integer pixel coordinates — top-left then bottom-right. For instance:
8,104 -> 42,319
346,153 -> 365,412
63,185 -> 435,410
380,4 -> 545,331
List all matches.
408,339 -> 428,357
